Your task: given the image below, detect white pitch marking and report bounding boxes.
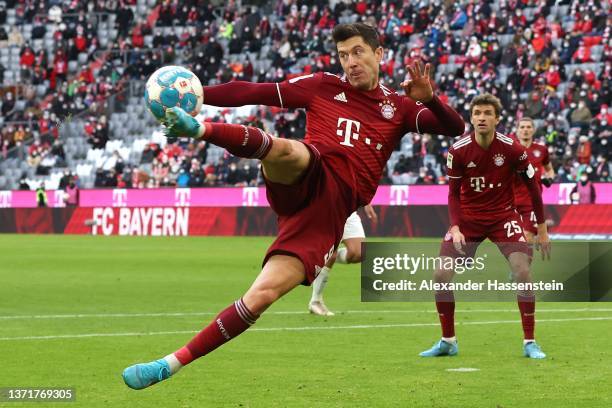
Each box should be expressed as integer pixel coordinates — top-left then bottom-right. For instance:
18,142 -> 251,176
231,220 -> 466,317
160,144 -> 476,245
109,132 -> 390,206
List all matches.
1,309 -> 611,320
0,317 -> 610,341
446,368 -> 480,372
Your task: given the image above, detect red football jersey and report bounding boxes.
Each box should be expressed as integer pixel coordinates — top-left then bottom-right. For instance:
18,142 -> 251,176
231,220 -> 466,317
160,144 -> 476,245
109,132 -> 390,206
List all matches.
446,132 -> 533,220
277,72 -> 437,205
513,142 -> 550,208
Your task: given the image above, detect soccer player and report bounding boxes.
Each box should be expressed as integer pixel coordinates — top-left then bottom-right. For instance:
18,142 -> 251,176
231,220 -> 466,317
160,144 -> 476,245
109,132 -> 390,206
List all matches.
419,94 -> 551,360
122,23 -> 465,389
513,117 -> 555,243
308,205 -> 377,316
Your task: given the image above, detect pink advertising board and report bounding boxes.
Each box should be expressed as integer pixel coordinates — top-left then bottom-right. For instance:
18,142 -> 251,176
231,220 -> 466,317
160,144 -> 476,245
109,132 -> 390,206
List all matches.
1,184 -> 611,208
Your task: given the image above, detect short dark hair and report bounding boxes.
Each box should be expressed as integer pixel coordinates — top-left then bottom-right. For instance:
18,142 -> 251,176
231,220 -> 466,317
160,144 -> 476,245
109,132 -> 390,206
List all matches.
470,93 -> 503,117
332,23 -> 381,51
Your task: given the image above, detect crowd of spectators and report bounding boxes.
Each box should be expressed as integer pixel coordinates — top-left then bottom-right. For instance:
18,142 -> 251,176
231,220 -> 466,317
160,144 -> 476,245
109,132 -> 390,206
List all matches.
1,0 -> 611,189
0,0 -> 137,158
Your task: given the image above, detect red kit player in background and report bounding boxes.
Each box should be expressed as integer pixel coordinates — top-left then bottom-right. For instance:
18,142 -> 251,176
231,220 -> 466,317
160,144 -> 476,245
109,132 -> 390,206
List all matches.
513,117 -> 555,243
419,94 -> 552,360
122,23 -> 465,389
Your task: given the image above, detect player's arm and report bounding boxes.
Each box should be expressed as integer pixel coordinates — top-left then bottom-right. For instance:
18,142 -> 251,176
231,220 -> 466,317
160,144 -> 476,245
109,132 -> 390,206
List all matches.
519,162 -> 551,260
400,62 -> 465,137
446,150 -> 466,253
202,73 -> 319,109
363,204 -> 378,224
541,148 -> 555,187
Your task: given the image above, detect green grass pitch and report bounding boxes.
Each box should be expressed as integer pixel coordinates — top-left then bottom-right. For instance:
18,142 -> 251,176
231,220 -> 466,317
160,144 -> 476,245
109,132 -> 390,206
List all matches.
1,235 -> 611,407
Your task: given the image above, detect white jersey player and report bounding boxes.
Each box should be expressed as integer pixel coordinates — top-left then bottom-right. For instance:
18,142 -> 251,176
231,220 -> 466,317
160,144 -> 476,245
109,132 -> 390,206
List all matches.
308,205 -> 377,316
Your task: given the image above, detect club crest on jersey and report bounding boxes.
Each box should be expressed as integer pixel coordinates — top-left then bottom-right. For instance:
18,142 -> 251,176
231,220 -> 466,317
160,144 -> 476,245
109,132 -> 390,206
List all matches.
533,150 -> 541,158
379,99 -> 396,120
493,153 -> 505,166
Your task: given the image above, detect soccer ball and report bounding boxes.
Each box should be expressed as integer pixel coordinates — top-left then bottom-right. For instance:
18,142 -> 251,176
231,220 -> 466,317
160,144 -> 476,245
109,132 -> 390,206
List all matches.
144,66 -> 204,121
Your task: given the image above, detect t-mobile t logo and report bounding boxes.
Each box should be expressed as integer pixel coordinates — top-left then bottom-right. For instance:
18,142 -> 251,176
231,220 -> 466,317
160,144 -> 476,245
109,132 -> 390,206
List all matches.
390,185 -> 409,205
112,189 -> 127,207
54,190 -> 66,207
337,117 -> 361,147
242,187 -> 259,206
0,191 -> 12,208
470,177 -> 486,192
175,188 -> 191,207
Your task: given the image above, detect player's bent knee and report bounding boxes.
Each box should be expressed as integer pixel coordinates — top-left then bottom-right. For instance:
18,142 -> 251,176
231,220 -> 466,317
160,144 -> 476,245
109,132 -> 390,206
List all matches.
262,140 -> 311,185
265,139 -> 307,164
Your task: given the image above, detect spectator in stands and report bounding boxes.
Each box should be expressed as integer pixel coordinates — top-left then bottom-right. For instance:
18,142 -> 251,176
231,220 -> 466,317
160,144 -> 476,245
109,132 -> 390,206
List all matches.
8,25 -> 23,47
31,15 -> 45,39
525,77 -> 546,119
177,168 -> 190,187
576,136 -> 592,165
570,173 -> 596,204
188,158 -> 204,187
570,100 -> 593,130
19,178 -> 30,190
64,176 -> 79,207
36,182 -> 47,207
0,26 -> 7,47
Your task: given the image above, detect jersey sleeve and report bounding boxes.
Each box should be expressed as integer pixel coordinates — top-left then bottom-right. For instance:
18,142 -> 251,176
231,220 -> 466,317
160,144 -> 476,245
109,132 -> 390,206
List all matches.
513,143 -> 533,176
401,95 -> 465,137
541,145 -> 550,166
277,72 -> 324,109
446,146 -> 464,179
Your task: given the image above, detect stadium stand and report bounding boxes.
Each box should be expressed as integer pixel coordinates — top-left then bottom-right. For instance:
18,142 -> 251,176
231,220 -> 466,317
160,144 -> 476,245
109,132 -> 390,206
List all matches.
0,0 -> 610,191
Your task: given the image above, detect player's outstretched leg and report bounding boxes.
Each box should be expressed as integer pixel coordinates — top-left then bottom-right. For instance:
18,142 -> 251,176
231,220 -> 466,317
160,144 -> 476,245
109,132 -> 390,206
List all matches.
309,266 -> 334,316
122,255 -> 305,389
508,252 -> 546,359
164,106 -> 310,185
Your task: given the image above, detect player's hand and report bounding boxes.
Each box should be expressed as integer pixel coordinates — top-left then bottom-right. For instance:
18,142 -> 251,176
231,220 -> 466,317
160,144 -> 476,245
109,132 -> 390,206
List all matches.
450,226 -> 466,255
364,204 -> 378,225
400,61 -> 434,103
535,224 -> 551,261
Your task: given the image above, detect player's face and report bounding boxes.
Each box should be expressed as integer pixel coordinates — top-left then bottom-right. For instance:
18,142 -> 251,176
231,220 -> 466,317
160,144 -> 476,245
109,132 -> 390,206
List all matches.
470,104 -> 500,137
336,36 -> 383,91
517,120 -> 535,146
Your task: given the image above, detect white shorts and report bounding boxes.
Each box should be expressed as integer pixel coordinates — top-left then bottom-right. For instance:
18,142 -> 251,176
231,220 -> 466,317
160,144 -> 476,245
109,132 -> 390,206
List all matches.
342,211 -> 365,241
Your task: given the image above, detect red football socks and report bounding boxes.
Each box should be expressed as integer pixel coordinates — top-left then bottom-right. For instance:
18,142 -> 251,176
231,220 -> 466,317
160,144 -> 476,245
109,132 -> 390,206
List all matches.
203,122 -> 273,159
517,294 -> 536,340
435,291 -> 455,338
174,298 -> 259,365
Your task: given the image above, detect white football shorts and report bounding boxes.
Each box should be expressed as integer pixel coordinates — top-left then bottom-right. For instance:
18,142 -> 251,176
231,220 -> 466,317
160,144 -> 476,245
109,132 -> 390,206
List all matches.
342,211 -> 365,241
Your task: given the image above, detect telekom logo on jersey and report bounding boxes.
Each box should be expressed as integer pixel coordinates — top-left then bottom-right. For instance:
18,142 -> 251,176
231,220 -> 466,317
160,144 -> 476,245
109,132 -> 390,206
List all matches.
470,177 -> 486,192
337,117 -> 361,147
